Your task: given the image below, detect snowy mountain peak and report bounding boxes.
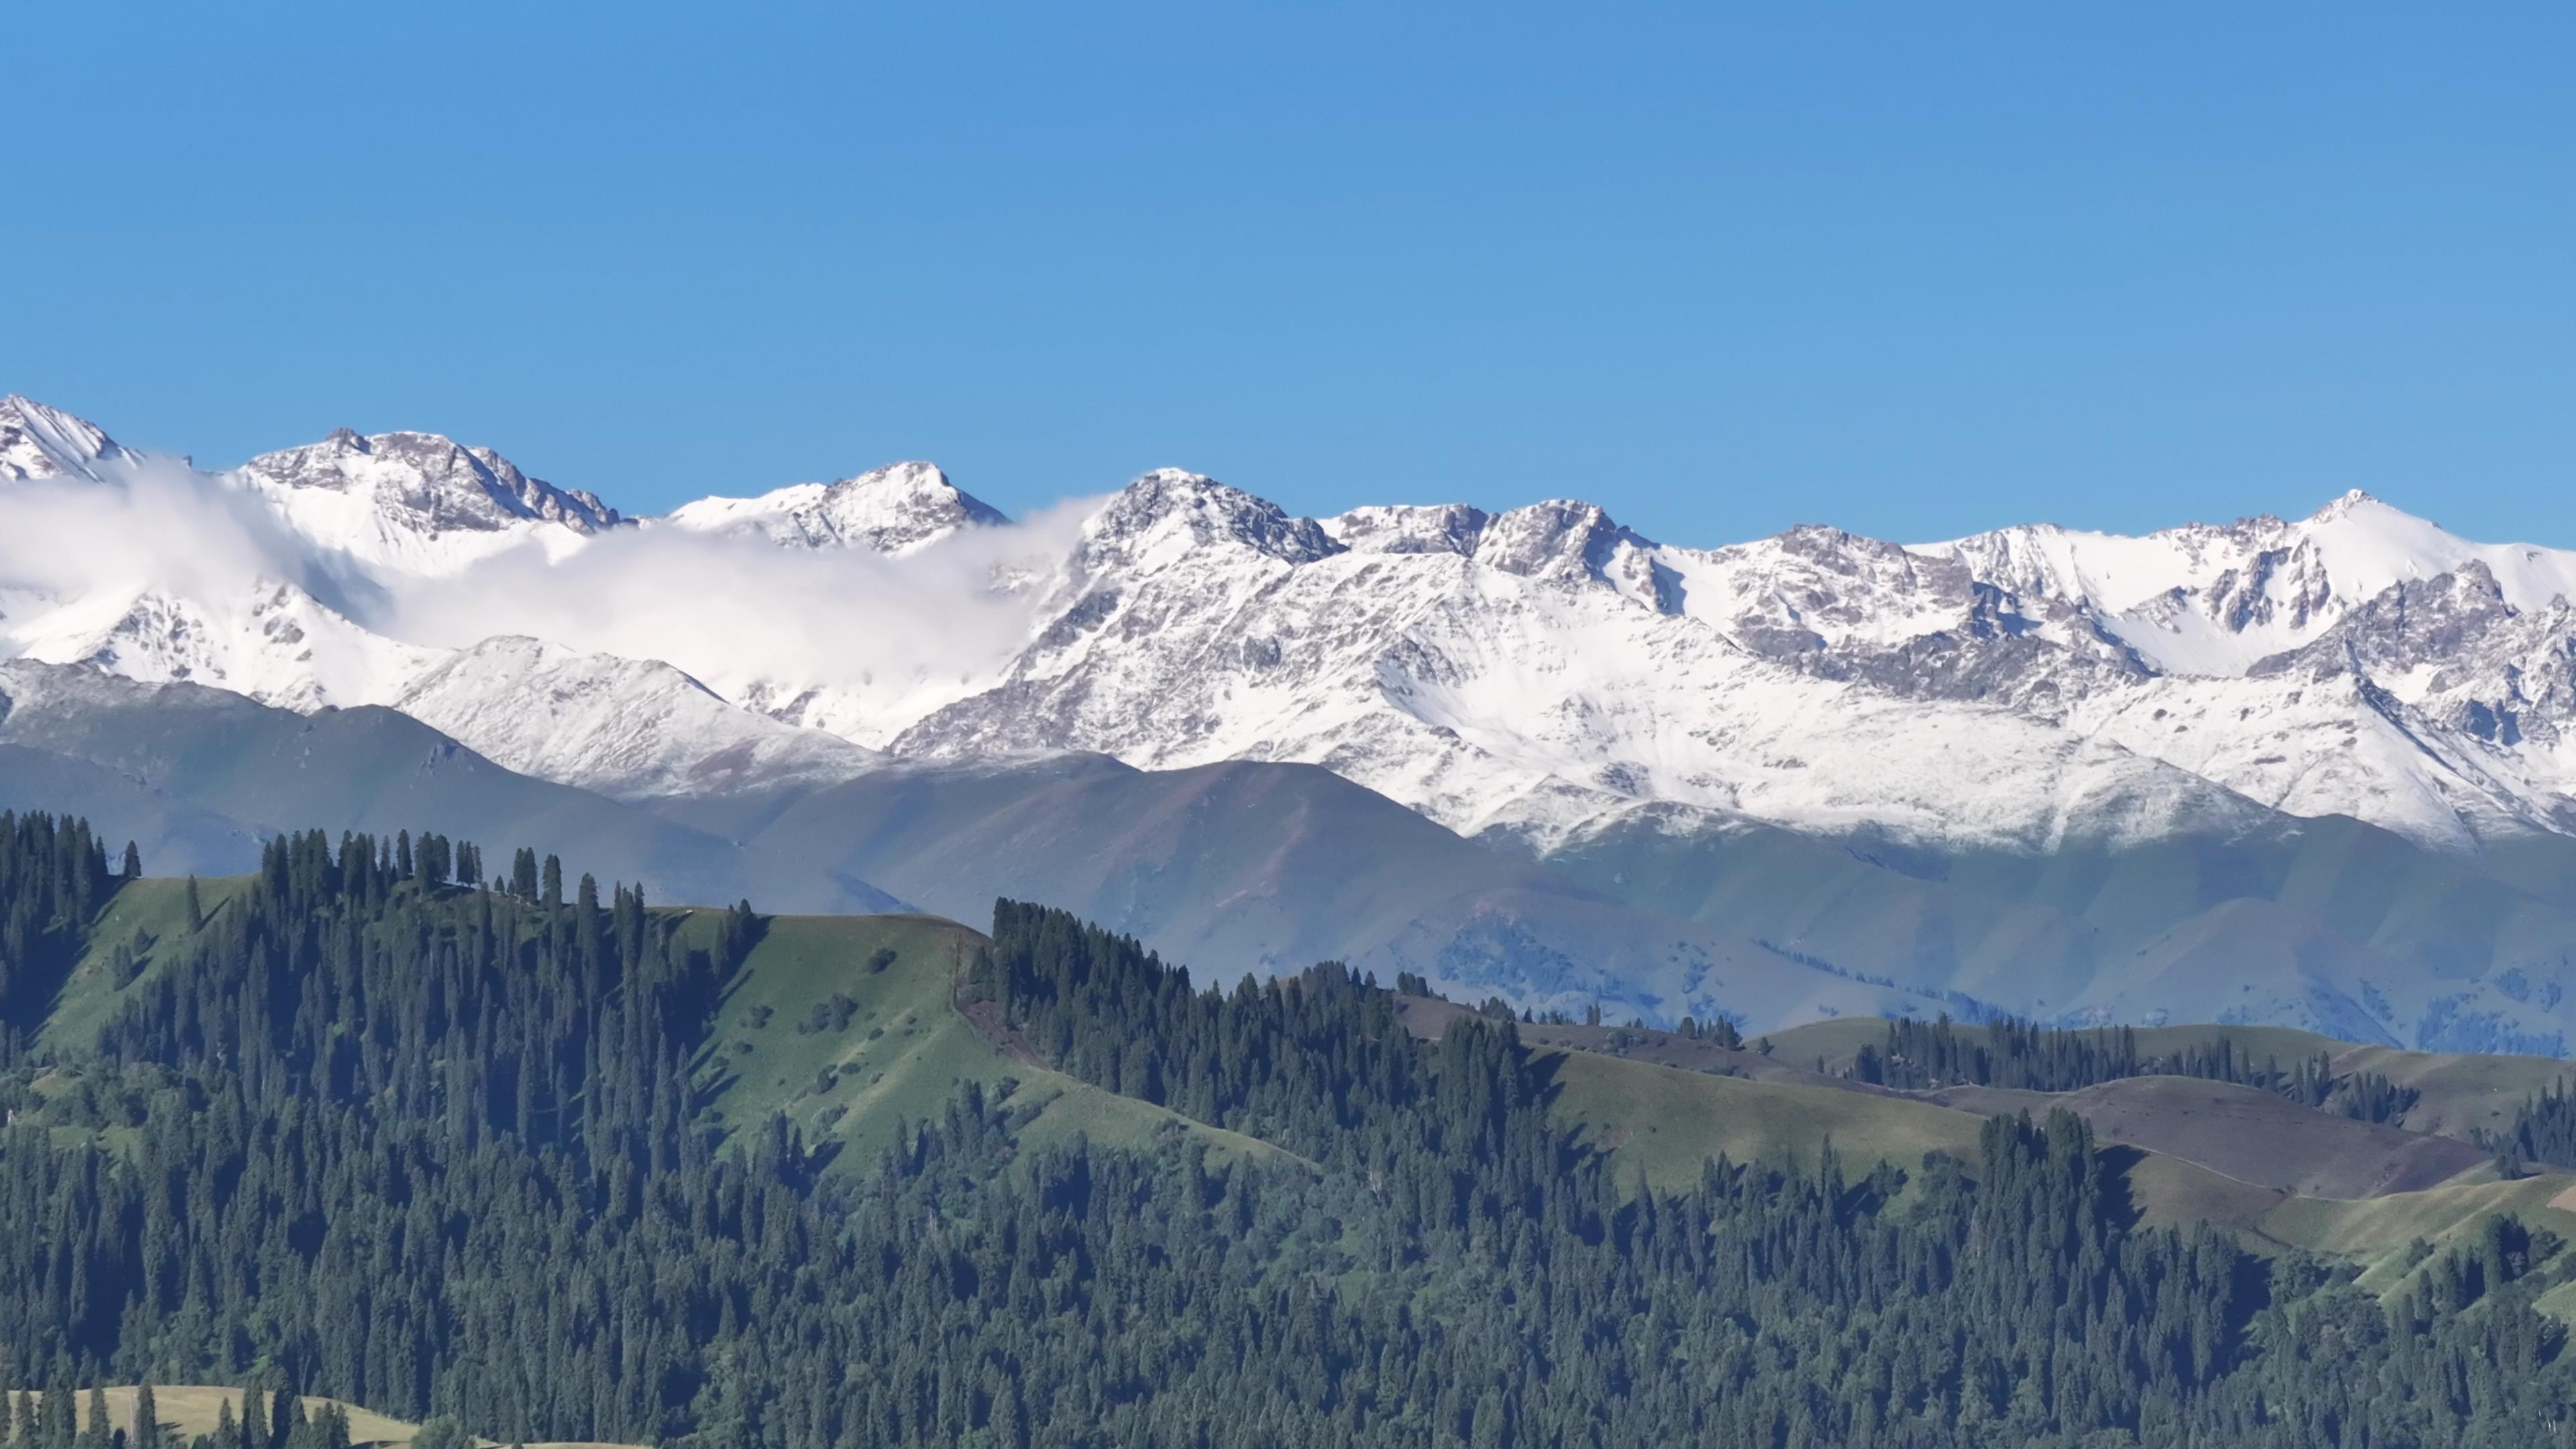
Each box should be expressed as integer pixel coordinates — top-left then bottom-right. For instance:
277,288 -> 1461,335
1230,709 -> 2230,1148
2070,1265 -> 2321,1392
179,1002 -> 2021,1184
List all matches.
662,460 -> 1006,555
2308,487 -> 2387,521
1470,500 -> 1680,610
1082,470 -> 1343,568
237,428 -> 621,575
250,427 -> 620,531
0,396 -> 128,481
21,394 -> 2576,945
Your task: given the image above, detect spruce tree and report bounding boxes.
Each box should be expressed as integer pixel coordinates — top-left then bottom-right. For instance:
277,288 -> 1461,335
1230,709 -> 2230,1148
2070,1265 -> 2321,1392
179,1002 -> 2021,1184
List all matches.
78,1390 -> 109,1449
43,1373 -> 75,1449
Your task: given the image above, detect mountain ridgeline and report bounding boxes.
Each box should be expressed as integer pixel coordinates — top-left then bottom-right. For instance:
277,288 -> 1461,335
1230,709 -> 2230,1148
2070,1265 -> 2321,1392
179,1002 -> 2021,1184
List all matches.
21,390 -> 2576,1054
0,819 -> 2572,1446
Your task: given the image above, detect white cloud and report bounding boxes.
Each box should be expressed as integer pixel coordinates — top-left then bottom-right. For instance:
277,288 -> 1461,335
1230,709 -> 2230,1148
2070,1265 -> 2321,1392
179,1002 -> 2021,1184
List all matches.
0,456 -> 323,604
369,496 -> 1100,726
0,448 -> 1110,739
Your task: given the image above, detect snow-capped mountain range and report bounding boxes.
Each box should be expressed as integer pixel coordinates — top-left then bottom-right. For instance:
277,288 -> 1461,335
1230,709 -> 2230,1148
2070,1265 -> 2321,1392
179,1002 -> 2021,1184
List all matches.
9,389 -> 2576,1044
5,390 -> 2574,861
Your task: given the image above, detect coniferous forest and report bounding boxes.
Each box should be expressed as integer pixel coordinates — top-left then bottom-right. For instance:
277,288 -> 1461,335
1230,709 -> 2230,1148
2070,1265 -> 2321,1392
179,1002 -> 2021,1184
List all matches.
0,814 -> 2573,1448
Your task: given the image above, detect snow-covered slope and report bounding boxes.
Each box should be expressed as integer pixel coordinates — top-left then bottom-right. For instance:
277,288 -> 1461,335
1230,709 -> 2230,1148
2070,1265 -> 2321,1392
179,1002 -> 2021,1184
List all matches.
10,393 -> 2576,885
664,461 -> 1005,554
1927,491 -> 2576,676
237,427 -> 622,575
1,394 -> 132,480
0,578 -> 439,712
390,635 -> 881,800
16,392 -> 2576,1042
884,472 -> 2270,857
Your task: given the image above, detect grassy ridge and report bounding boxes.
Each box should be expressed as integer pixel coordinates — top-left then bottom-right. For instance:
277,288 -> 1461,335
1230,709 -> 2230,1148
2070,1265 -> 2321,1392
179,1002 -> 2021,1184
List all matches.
51,885 -> 1288,1173
1534,1044 -> 1986,1193
2263,1175 -> 2576,1296
1766,1016 -> 2575,1146
38,875 -> 251,1054
682,910 -> 1293,1169
1763,1018 -> 2354,1076
42,881 -> 2576,1329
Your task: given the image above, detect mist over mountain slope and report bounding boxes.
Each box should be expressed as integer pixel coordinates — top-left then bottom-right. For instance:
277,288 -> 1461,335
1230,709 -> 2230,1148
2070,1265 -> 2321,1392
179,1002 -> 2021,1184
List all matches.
5,392 -> 2576,1046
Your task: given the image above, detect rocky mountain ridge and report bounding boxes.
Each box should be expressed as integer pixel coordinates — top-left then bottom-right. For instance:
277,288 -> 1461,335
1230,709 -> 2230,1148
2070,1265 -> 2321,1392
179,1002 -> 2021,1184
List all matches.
5,394 -> 2573,857
7,394 -> 2576,1044
665,460 -> 1008,554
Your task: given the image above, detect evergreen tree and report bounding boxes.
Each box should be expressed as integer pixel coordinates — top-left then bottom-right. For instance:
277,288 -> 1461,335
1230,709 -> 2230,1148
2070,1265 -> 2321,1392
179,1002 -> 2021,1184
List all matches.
78,1391 -> 108,1449
0,822 -> 2565,1448
231,1386 -> 258,1449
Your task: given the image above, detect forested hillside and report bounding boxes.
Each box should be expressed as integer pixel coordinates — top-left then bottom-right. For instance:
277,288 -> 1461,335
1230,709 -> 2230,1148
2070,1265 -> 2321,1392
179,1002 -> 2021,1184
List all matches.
1,814 -> 2573,1447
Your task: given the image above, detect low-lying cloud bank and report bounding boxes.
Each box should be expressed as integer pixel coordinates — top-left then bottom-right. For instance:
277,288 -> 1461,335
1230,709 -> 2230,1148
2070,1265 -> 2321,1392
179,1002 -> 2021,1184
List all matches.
0,453 -> 1104,727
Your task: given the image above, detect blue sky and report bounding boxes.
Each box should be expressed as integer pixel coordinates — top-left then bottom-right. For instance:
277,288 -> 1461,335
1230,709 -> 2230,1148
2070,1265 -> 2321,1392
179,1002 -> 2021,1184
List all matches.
9,3 -> 2571,545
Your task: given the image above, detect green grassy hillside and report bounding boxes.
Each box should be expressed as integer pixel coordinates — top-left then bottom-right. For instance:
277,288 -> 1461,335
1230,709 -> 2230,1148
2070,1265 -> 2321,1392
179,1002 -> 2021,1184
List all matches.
38,874 -> 252,1053
46,885 -> 1288,1175
36,875 -> 2576,1332
2263,1174 -> 2576,1295
1527,1018 -> 2576,1315
678,910 -> 1293,1169
2334,1042 -> 2574,1140
1454,998 -> 2576,1310
1515,1024 -> 2545,1267
1535,1043 -> 1988,1193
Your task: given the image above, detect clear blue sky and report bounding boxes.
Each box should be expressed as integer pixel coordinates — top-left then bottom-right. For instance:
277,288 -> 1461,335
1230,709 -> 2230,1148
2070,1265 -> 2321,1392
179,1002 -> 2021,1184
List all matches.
10,3 -> 2571,545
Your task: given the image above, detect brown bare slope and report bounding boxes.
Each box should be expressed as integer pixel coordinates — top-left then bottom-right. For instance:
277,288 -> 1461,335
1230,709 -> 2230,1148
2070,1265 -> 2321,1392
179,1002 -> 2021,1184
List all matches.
1764,1016 -> 2576,1148
17,1387 -> 641,1449
18,1390 -> 420,1448
1979,1076 -> 2491,1198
